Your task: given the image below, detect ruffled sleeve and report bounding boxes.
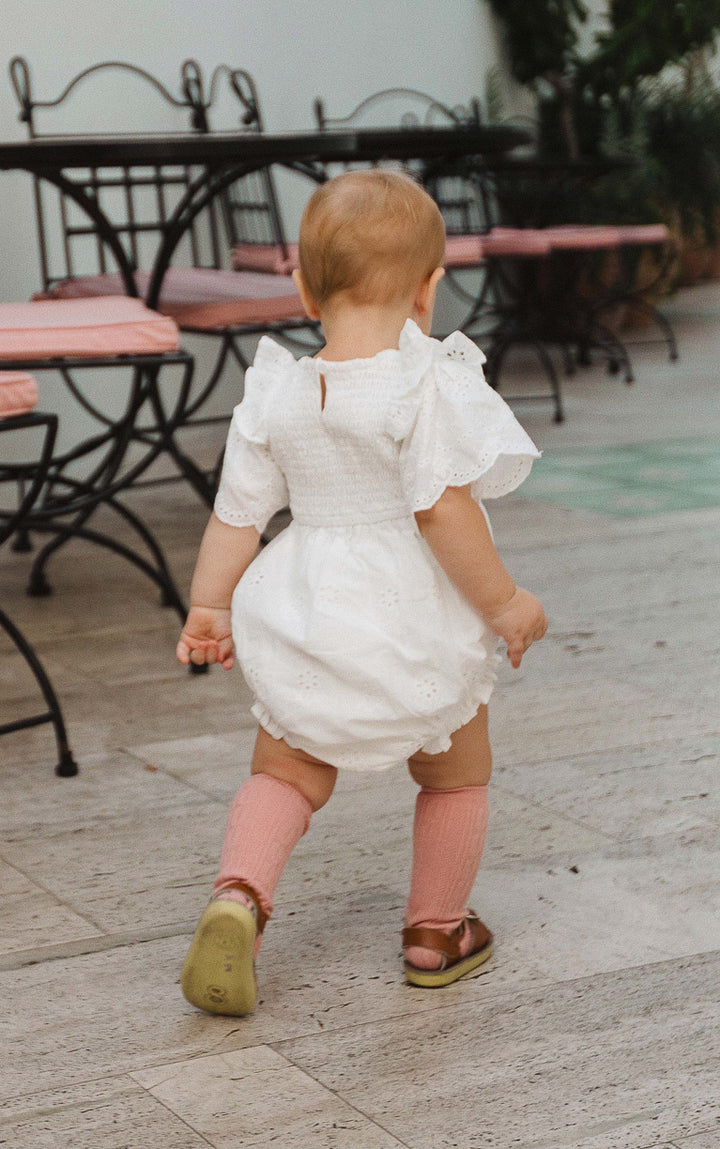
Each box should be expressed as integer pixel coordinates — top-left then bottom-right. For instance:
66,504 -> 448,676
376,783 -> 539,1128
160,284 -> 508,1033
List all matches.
214,337 -> 290,533
388,321 -> 540,511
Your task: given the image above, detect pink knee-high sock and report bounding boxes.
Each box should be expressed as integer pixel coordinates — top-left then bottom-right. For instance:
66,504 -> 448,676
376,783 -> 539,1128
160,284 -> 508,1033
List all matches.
213,773 -> 312,929
405,784 -> 489,970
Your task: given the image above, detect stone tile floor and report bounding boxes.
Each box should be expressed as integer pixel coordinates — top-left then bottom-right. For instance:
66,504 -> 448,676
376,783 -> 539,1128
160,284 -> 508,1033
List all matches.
1,283 -> 719,1147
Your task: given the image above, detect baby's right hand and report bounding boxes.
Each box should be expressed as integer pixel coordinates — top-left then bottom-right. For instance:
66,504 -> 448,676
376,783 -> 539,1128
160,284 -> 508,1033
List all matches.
483,587 -> 548,669
176,605 -> 235,670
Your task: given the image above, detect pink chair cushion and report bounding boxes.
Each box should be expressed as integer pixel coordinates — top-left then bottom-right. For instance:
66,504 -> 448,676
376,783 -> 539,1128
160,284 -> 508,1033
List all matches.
231,242 -> 300,275
0,297 -> 180,360
544,225 -> 623,250
0,371 -> 38,416
38,268 -> 307,332
480,227 -> 553,258
444,235 -> 485,267
615,224 -> 671,246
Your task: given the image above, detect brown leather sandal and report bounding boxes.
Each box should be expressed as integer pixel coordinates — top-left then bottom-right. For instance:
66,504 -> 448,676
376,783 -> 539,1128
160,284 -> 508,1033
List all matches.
402,910 -> 493,988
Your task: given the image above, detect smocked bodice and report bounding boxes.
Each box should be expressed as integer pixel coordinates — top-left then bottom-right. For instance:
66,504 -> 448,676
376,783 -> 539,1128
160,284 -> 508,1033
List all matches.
268,354 -> 412,526
214,319 -> 540,536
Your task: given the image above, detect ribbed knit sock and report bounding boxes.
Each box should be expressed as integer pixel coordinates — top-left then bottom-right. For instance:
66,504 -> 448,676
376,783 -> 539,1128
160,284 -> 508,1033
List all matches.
404,784 -> 489,970
213,773 -> 313,955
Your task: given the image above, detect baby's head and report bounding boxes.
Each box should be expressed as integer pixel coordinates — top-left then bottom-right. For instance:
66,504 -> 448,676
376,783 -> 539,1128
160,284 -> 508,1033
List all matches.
297,168 -> 445,312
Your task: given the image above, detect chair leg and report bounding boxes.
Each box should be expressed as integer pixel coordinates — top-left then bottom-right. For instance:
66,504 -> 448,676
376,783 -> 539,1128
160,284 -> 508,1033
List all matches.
562,343 -> 577,377
531,342 -> 565,423
10,526 -> 33,553
26,508 -> 185,615
486,330 -> 565,423
0,606 -> 78,776
101,494 -> 187,608
22,519 -> 207,676
593,322 -> 635,384
10,482 -> 36,551
617,297 -> 679,362
26,501 -> 98,599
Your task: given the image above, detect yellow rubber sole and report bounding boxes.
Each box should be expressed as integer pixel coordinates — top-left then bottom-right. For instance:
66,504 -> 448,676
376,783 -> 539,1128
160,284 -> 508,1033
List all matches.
181,900 -> 257,1016
404,938 -> 494,988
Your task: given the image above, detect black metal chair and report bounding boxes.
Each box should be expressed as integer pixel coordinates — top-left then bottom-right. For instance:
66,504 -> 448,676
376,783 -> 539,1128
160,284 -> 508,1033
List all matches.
314,88 -> 568,420
8,57 -> 314,494
197,66 -> 320,359
0,295 -> 195,613
1,378 -> 77,775
314,88 -> 495,331
314,91 -> 682,419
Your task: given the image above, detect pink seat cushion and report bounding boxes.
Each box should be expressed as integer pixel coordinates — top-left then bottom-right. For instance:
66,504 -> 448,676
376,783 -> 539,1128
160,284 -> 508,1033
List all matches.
231,242 -> 300,275
615,224 -> 671,246
444,235 -> 485,267
39,268 -> 307,332
0,371 -> 38,416
480,227 -> 553,258
544,225 -> 623,250
0,297 -> 179,361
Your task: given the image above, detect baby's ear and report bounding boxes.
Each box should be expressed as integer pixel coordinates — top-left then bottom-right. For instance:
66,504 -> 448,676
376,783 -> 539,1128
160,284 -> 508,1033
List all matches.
415,266 -> 445,316
292,270 -> 321,320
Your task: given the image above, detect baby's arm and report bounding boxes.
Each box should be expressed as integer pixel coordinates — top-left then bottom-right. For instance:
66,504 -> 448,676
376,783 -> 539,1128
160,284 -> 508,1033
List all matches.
176,512 -> 260,670
415,485 -> 547,668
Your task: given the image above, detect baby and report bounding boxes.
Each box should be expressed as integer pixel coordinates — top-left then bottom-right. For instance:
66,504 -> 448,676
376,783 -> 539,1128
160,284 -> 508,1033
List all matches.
177,168 -> 547,1014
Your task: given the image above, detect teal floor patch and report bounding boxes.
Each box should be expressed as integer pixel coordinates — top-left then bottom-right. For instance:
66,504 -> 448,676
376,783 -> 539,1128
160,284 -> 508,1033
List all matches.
520,438 -> 720,517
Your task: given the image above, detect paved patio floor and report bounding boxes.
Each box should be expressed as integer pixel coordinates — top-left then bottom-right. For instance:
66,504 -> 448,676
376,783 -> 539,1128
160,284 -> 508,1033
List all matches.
1,283 -> 719,1148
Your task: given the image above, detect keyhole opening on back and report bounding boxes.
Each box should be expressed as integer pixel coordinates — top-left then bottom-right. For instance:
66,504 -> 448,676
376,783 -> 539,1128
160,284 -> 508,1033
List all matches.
319,371 -> 327,412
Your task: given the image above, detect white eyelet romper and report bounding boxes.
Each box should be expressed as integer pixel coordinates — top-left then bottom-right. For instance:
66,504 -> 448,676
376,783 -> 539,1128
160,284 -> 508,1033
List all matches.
214,319 -> 539,771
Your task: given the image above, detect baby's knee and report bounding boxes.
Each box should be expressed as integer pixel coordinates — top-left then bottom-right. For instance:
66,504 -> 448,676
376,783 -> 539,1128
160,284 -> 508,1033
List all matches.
408,705 -> 492,789
408,755 -> 492,789
252,730 -> 337,812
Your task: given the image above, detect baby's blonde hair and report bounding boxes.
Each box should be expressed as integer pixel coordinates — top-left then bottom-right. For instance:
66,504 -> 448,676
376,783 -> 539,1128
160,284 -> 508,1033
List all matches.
298,168 -> 446,308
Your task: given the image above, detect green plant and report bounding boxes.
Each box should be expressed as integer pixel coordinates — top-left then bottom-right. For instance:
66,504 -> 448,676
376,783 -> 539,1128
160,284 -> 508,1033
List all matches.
642,82 -> 720,239
585,0 -> 720,95
486,0 -> 720,156
485,0 -> 588,156
485,0 -> 720,249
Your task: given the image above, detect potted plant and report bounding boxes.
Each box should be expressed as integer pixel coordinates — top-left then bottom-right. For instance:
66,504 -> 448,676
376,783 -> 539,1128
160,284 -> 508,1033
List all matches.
485,0 -> 720,288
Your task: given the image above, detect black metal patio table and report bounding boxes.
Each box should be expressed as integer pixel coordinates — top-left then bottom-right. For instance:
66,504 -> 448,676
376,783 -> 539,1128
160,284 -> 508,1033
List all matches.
0,123 -> 531,307
0,124 -> 530,620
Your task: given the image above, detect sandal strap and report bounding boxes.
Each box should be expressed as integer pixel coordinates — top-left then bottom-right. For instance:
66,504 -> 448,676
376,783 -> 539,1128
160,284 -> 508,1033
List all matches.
402,911 -> 485,962
215,881 -> 268,934
402,923 -> 464,960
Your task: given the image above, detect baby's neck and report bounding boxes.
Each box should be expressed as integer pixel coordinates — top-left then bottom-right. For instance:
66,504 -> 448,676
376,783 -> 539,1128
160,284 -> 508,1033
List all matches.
317,301 -> 422,362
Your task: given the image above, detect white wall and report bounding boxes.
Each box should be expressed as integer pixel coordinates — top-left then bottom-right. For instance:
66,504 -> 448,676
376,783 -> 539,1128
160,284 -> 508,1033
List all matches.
0,0 -> 513,453
0,0 -> 507,304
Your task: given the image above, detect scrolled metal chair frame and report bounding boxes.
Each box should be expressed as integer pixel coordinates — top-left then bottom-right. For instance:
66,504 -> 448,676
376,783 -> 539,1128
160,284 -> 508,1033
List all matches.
0,411 -> 77,775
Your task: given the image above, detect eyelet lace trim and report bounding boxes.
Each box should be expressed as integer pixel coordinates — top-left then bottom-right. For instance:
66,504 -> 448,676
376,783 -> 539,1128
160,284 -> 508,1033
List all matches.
247,653 -> 500,771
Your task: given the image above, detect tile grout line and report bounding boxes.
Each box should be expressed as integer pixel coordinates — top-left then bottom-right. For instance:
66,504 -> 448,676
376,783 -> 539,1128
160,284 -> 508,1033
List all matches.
120,748 -> 233,804
260,1047 -> 414,1149
0,852 -> 108,936
261,945 -> 720,1056
489,780 -> 622,846
0,920 -> 198,971
132,1089 -> 217,1148
0,1067 -> 159,1113
494,730 -> 720,771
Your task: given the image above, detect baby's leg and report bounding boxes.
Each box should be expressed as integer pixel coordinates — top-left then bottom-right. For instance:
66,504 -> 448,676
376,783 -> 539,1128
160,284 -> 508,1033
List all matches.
182,730 -> 336,1015
404,706 -> 492,974
215,727 -> 338,924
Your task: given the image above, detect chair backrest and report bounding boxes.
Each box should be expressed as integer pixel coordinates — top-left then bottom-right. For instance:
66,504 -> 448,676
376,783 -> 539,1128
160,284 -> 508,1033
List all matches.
314,88 -> 493,236
8,56 -> 225,289
204,67 -> 292,265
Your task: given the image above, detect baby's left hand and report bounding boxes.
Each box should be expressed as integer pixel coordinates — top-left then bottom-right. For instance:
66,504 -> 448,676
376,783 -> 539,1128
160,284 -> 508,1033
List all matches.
176,605 -> 235,670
